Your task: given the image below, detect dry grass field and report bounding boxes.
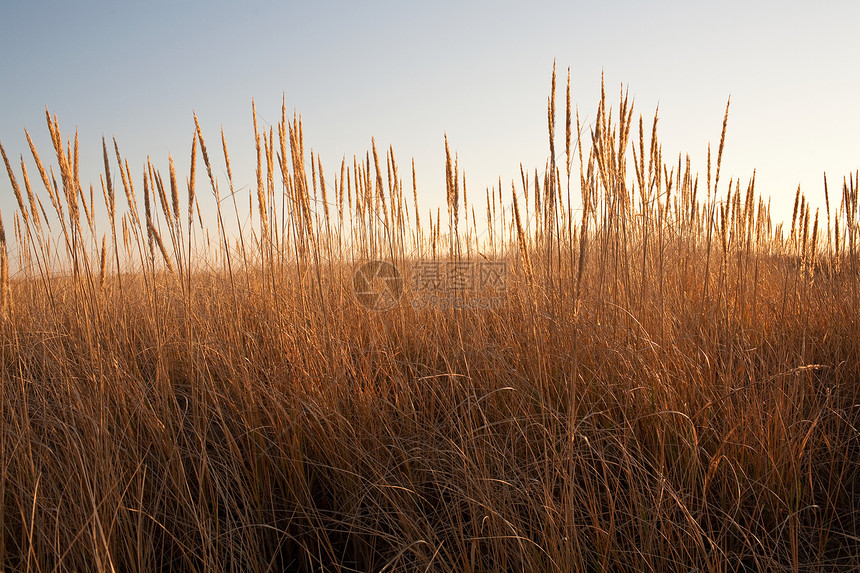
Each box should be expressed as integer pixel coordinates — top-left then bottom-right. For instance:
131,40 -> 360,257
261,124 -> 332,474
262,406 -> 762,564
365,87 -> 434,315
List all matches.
1,68 -> 858,572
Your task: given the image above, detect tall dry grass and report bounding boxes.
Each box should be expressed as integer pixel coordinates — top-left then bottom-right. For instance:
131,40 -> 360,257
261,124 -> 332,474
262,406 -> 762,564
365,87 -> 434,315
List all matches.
0,66 -> 859,572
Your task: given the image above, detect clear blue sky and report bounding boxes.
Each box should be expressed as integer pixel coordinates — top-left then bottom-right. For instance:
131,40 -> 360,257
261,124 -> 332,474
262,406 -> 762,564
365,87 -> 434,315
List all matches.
2,0 -> 858,247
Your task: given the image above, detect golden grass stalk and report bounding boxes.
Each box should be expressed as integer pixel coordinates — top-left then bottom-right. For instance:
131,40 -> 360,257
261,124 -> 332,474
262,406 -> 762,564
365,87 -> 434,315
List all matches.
511,181 -> 532,283
20,158 -> 41,234
188,131 -> 197,231
143,169 -> 155,265
0,142 -> 28,230
99,235 -> 107,290
169,155 -> 179,223
151,225 -> 175,274
0,209 -> 8,318
253,102 -> 268,251
565,67 -> 572,180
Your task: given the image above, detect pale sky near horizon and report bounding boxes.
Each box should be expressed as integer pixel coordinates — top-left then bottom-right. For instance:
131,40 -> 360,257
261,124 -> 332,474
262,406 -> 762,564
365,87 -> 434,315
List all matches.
1,1 -> 858,256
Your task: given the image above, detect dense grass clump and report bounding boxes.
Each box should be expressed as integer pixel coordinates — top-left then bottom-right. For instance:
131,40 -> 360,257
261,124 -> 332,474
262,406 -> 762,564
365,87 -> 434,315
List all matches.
1,67 -> 859,572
